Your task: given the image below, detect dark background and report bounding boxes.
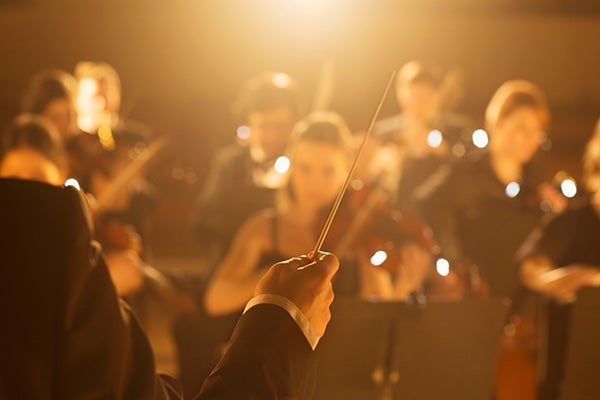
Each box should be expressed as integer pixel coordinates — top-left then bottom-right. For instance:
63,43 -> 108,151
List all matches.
1,0 -> 599,256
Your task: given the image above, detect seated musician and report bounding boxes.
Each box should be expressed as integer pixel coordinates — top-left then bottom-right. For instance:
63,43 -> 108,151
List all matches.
21,69 -> 77,143
0,175 -> 338,399
175,112 -> 435,396
519,119 -> 600,400
205,111 -> 433,315
193,71 -> 303,264
369,60 -> 478,213
0,115 -> 144,296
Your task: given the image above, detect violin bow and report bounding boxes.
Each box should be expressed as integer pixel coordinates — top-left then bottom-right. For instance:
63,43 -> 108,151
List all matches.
311,70 -> 397,260
95,136 -> 169,213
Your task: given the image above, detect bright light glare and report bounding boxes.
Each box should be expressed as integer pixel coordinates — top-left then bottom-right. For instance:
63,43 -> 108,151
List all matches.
427,130 -> 443,148
505,181 -> 521,198
472,129 -> 489,149
78,77 -> 97,97
274,156 -> 291,174
560,179 -> 577,198
236,125 -> 250,140
436,258 -> 450,277
64,178 -> 81,191
370,250 -> 388,267
272,73 -> 292,88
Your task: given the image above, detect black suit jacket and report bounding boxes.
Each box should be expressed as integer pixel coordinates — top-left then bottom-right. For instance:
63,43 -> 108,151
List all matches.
0,178 -> 315,399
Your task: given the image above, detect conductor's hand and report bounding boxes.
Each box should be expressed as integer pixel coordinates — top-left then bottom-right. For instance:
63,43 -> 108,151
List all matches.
254,252 -> 339,338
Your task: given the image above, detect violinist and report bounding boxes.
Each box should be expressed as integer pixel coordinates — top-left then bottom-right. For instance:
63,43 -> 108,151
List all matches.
420,80 -> 568,400
63,61 -> 158,295
420,80 -> 566,299
369,61 -> 478,213
193,71 -> 302,265
21,69 -> 77,143
204,111 -> 433,315
175,112 -> 433,397
66,60 -> 155,216
519,119 -> 600,400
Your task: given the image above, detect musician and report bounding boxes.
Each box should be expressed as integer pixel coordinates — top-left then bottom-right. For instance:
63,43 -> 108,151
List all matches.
21,69 -> 77,143
173,112 -> 434,397
0,177 -> 338,399
420,80 -> 566,300
0,115 -> 66,185
0,115 -> 145,297
66,61 -> 154,210
193,71 -> 302,264
370,61 -> 478,212
519,120 -> 600,400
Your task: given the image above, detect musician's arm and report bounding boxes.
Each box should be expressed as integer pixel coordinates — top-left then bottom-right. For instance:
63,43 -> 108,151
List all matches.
520,254 -> 600,303
203,211 -> 270,315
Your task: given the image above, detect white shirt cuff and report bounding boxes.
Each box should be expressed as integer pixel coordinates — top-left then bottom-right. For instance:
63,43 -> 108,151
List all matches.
243,294 -> 320,350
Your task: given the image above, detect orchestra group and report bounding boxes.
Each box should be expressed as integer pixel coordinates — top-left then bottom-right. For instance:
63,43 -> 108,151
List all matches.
1,60 -> 599,399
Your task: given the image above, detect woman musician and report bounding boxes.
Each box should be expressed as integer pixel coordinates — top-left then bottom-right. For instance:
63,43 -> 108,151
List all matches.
419,80 -> 571,400
175,111 -> 437,397
519,119 -> 600,400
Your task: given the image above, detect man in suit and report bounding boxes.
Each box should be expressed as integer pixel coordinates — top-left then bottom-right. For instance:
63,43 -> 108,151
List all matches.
0,178 -> 337,399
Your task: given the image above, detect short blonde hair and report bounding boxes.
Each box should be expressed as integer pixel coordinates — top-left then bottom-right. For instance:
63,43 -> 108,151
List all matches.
485,80 -> 550,132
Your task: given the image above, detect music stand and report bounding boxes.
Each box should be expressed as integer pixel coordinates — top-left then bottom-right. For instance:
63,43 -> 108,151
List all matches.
390,299 -> 508,400
561,287 -> 600,400
314,298 -> 508,400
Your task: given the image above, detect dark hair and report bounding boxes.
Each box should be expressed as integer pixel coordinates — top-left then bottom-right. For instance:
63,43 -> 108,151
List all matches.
277,112 -> 351,210
0,115 -> 65,171
21,70 -> 75,115
232,71 -> 302,121
289,112 -> 351,156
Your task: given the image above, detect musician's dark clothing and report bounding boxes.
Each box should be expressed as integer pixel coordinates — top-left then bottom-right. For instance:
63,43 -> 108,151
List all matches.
374,112 -> 479,212
193,144 -> 276,263
420,153 -> 548,300
65,120 -> 157,248
0,178 -> 317,400
519,202 -> 600,400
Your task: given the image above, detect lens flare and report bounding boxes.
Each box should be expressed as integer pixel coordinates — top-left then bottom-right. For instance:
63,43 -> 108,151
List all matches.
427,130 -> 443,148
274,156 -> 291,174
436,258 -> 450,276
370,250 -> 388,267
505,181 -> 520,198
560,179 -> 577,198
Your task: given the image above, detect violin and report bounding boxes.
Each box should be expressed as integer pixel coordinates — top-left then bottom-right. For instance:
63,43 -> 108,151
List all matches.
82,137 -> 198,315
319,179 -> 438,272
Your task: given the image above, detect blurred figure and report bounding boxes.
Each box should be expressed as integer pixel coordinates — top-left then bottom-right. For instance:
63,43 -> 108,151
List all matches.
66,61 -> 153,193
519,119 -> 600,400
420,80 -> 570,400
369,61 -> 478,213
0,114 -> 66,185
1,176 -> 338,399
21,69 -> 77,143
193,71 -> 303,266
66,61 -> 156,254
421,80 -> 565,299
0,115 -> 144,296
176,112 -> 435,397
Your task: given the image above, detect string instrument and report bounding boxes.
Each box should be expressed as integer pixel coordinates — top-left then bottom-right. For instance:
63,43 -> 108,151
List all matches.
87,136 -> 198,315
318,178 -> 438,272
